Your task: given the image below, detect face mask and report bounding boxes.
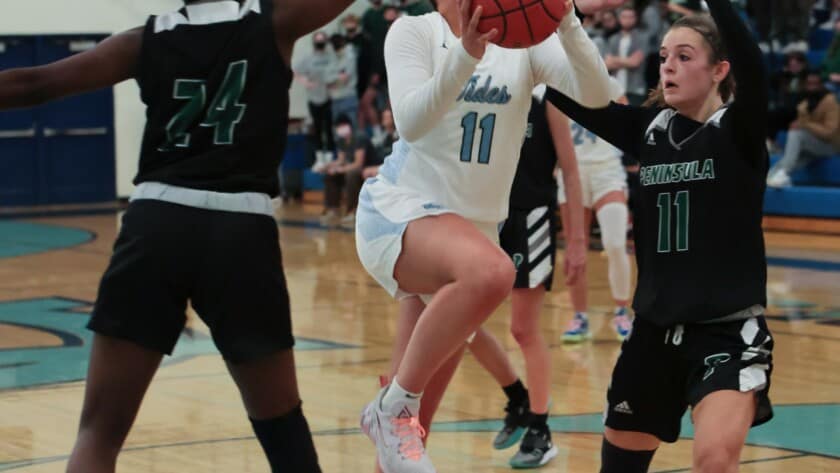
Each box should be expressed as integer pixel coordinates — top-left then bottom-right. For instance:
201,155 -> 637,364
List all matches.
336,125 -> 352,139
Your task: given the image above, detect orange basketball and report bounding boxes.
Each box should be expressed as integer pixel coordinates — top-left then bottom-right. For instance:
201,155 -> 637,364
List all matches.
471,0 -> 571,49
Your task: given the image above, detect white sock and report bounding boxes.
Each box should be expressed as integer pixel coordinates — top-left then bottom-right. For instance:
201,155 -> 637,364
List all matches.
381,377 -> 422,416
596,203 -> 631,302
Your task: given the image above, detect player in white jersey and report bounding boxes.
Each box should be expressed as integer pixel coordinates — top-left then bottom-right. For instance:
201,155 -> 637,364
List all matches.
356,0 -> 612,471
556,78 -> 634,343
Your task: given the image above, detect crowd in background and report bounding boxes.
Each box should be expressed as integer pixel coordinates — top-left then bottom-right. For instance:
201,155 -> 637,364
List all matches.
284,0 -> 840,221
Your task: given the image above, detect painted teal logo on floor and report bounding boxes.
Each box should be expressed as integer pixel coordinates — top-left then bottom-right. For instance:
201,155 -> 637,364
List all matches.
0,298 -> 353,390
0,222 -> 93,258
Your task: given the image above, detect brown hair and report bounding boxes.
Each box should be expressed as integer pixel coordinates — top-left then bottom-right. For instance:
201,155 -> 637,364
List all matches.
643,14 -> 736,108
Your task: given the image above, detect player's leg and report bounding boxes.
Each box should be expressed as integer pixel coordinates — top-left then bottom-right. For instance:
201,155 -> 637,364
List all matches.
508,285 -> 558,468
600,428 -> 659,473
66,336 -> 163,473
374,297 -> 467,473
364,213 -> 515,472
686,317 -> 774,473
601,318 -> 688,473
467,328 -> 530,450
389,213 -> 515,393
593,190 -> 632,340
226,350 -> 320,473
192,211 -> 321,472
690,392 -> 755,473
561,204 -> 593,342
69,200 -> 194,473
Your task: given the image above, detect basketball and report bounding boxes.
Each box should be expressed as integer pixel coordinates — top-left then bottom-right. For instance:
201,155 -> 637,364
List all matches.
471,0 -> 571,49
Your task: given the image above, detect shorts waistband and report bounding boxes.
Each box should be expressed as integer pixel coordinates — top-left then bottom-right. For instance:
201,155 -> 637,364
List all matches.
698,305 -> 765,324
130,182 -> 274,217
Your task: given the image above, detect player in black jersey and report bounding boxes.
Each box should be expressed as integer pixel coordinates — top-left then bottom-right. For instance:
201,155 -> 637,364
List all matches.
0,1 -> 354,472
545,1 -> 774,472
466,85 -> 586,468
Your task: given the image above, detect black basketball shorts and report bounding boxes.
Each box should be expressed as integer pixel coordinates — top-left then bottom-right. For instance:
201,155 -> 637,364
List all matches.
88,200 -> 294,363
499,205 -> 557,291
604,315 -> 774,443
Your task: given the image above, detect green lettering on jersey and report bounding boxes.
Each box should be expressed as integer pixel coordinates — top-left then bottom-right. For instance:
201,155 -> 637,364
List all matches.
159,60 -> 249,152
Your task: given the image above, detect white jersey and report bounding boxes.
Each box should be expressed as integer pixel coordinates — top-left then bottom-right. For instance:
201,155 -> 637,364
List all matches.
379,12 -> 611,223
568,77 -> 625,165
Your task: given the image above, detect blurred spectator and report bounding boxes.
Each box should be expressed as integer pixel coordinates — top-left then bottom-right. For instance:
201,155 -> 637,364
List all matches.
823,21 -> 840,93
398,0 -> 435,16
363,0 -> 390,51
294,31 -> 335,158
767,71 -> 840,188
768,51 -> 810,145
818,0 -> 840,30
372,108 -> 400,163
327,33 -> 360,131
343,14 -> 374,101
750,0 -> 815,53
320,115 -> 376,226
605,7 -> 648,105
600,10 -> 622,43
667,0 -> 703,20
639,0 -> 671,90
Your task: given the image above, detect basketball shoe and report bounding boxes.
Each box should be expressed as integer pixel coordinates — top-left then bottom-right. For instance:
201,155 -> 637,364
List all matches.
360,386 -> 435,473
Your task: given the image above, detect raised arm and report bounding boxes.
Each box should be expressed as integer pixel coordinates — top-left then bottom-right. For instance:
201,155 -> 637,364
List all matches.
384,17 -> 480,142
706,0 -> 768,157
544,88 -> 652,159
272,0 -> 356,63
0,28 -> 141,111
531,10 -> 613,108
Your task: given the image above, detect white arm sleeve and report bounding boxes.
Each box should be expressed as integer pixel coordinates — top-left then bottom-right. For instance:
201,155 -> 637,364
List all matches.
384,16 -> 480,142
530,13 -> 612,108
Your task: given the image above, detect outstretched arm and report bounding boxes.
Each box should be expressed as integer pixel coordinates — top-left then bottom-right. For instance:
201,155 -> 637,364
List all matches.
0,28 -> 141,111
273,0 -> 356,63
544,88 -> 652,159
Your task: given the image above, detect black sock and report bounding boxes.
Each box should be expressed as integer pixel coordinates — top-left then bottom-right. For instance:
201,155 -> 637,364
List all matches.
529,412 -> 549,431
250,403 -> 321,473
600,437 -> 656,473
502,379 -> 528,405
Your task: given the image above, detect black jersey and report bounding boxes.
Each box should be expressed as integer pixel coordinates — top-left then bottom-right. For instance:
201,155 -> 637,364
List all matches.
134,0 -> 291,196
546,0 -> 769,326
509,95 -> 558,210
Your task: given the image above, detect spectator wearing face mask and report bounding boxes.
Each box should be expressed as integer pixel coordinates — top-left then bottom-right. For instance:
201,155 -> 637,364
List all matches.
320,115 -> 376,227
293,31 -> 335,159
605,7 -> 648,105
767,71 -> 840,188
327,33 -> 360,131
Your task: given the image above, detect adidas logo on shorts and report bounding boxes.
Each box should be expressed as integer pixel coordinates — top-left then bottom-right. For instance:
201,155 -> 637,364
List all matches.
613,401 -> 634,415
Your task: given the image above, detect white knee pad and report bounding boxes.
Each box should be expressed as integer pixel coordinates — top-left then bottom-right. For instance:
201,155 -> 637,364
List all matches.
596,203 -> 631,301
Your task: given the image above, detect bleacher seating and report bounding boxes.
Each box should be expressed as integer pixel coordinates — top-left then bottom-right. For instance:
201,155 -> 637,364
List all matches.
765,155 -> 840,218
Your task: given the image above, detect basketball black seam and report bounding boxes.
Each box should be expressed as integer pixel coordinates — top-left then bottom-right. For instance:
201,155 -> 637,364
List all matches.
540,0 -> 563,23
490,0 -> 508,45
518,0 -> 535,44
